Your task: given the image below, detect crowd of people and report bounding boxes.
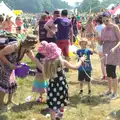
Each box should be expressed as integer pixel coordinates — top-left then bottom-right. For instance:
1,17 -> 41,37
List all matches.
0,9 -> 120,120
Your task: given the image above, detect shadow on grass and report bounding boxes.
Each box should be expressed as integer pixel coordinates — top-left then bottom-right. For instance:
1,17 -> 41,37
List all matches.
68,79 -> 108,86
0,115 -> 8,120
40,108 -> 49,116
69,94 -> 110,107
68,77 -> 120,86
110,109 -> 120,120
11,101 -> 46,113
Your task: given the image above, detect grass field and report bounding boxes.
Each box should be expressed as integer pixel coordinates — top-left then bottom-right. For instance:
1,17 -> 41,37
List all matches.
0,54 -> 120,120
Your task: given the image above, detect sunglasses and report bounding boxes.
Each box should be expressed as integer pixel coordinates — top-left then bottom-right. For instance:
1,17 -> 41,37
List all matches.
103,19 -> 109,22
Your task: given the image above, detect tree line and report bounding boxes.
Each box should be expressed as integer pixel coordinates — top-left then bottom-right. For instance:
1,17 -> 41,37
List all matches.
0,0 -> 71,13
75,0 -> 120,13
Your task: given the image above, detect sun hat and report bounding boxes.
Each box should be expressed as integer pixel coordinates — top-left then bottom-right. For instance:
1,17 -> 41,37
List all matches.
38,42 -> 61,60
45,43 -> 61,60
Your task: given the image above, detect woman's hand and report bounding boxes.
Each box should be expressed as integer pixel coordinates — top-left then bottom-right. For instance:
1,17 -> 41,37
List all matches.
8,62 -> 22,70
111,47 -> 117,53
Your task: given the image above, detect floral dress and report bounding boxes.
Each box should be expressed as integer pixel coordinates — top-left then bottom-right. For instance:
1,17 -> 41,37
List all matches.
47,67 -> 68,111
0,42 -> 25,94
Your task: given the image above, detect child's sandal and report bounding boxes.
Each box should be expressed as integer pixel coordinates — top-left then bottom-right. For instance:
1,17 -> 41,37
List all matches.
36,97 -> 43,103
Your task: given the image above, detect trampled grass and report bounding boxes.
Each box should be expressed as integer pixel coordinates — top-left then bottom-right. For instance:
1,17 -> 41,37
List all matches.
1,54 -> 120,120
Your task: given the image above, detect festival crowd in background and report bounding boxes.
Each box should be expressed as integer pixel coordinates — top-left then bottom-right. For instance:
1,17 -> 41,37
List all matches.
0,8 -> 120,120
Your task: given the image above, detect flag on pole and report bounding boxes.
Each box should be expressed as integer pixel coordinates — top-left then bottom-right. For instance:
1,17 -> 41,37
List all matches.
89,7 -> 91,15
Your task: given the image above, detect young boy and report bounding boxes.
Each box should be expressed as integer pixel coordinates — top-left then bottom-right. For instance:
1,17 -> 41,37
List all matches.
76,38 -> 93,96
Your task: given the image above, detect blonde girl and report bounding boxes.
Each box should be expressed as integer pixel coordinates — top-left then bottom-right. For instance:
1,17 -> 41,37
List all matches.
39,41 -> 86,120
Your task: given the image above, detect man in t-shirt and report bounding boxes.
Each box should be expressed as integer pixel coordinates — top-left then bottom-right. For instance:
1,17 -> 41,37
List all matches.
54,10 -> 73,62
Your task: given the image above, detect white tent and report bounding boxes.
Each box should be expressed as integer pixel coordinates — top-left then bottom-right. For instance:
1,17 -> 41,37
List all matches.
114,9 -> 120,15
0,1 -> 16,20
107,4 -> 115,10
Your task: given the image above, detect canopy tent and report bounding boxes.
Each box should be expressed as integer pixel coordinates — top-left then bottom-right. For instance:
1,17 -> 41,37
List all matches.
107,4 -> 115,10
0,1 -> 16,20
13,10 -> 23,16
114,9 -> 120,15
108,4 -> 120,15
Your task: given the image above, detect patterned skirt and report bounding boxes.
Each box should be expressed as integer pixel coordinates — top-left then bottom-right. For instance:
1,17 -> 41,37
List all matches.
47,75 -> 68,111
0,69 -> 17,94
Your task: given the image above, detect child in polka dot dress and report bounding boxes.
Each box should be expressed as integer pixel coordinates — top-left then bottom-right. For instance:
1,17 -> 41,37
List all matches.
39,41 -> 86,120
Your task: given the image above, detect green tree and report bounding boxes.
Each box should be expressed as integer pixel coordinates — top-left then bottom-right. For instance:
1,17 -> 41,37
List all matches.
78,0 -> 101,13
101,0 -> 120,8
0,0 -> 70,13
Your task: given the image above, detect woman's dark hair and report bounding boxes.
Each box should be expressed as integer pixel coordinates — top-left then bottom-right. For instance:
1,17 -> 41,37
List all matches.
0,15 -> 4,23
71,16 -> 77,24
54,10 -> 60,15
45,11 -> 49,15
61,10 -> 68,16
96,15 -> 103,24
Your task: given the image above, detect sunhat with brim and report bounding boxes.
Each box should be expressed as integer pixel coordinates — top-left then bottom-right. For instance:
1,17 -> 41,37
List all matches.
39,42 -> 61,60
45,43 -> 61,60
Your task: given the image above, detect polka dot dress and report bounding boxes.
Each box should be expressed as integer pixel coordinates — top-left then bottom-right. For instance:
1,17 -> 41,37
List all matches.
47,67 -> 68,111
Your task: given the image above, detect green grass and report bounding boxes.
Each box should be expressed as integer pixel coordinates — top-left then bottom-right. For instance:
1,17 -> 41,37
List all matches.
1,55 -> 120,120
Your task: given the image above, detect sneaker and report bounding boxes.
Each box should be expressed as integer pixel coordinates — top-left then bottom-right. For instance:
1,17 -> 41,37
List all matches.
56,112 -> 63,120
79,90 -> 83,95
104,91 -> 112,96
88,90 -> 91,96
111,93 -> 118,100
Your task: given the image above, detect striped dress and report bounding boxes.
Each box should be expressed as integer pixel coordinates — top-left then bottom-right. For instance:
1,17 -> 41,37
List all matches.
101,26 -> 120,66
32,53 -> 48,94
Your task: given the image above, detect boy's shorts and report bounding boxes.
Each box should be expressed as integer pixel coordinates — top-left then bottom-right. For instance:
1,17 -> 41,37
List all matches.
56,40 -> 69,57
78,71 -> 91,82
